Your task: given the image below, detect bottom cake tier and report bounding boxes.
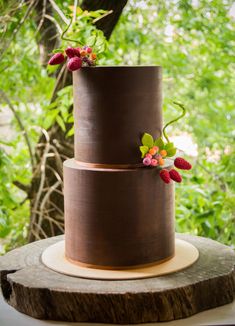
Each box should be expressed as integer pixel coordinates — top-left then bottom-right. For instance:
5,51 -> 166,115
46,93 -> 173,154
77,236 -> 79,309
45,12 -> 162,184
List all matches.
64,158 -> 175,268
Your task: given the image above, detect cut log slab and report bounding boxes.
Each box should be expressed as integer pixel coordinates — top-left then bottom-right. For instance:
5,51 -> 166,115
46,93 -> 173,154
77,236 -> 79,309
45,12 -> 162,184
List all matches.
0,234 -> 234,324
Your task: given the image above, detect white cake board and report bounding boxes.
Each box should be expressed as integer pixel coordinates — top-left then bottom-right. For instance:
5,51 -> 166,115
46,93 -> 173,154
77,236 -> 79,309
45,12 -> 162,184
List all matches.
41,239 -> 199,280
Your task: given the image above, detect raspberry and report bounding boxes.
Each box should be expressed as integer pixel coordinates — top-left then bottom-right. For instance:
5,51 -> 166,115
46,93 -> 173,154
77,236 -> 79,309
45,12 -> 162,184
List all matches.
75,47 -> 81,55
65,47 -> 76,58
67,57 -> 82,71
143,157 -> 151,166
48,53 -> 65,65
160,149 -> 167,157
73,48 -> 81,57
150,159 -> 158,166
159,169 -> 171,184
169,169 -> 182,183
174,157 -> 192,170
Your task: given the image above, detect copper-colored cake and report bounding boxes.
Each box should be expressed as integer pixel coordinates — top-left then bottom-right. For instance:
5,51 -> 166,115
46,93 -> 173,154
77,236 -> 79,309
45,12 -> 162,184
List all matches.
64,66 -> 175,268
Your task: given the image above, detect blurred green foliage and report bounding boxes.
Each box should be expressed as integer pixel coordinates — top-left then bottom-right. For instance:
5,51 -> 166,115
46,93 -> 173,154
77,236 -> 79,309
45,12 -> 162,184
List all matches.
0,0 -> 234,253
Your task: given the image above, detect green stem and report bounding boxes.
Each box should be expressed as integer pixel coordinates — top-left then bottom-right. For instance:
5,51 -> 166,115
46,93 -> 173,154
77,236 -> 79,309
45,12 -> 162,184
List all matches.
162,101 -> 187,143
61,16 -> 82,45
60,9 -> 111,47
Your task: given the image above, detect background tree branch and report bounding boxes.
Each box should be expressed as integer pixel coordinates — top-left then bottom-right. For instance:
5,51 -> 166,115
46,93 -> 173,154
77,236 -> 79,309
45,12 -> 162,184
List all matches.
34,0 -> 60,66
81,0 -> 128,39
28,0 -> 129,241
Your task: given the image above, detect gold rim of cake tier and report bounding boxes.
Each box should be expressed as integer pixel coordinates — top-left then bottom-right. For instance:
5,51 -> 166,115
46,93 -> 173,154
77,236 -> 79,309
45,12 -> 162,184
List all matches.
65,253 -> 175,270
75,160 -> 144,169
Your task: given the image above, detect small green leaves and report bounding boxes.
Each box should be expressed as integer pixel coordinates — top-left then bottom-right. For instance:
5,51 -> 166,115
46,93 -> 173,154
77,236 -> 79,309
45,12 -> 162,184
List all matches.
141,133 -> 154,148
166,147 -> 177,157
165,142 -> 176,157
154,137 -> 164,150
139,132 -> 177,159
165,142 -> 174,151
139,146 -> 149,158
139,133 -> 153,158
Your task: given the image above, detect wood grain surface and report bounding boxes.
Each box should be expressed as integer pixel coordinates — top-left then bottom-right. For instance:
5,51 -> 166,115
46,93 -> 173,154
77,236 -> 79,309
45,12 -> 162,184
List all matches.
0,233 -> 234,323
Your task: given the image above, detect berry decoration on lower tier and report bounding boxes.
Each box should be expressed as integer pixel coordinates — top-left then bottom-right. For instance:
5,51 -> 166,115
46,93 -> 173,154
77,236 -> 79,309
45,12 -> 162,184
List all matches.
169,169 -> 182,183
139,131 -> 191,184
174,157 -> 192,170
159,169 -> 171,184
139,102 -> 192,184
48,45 -> 97,71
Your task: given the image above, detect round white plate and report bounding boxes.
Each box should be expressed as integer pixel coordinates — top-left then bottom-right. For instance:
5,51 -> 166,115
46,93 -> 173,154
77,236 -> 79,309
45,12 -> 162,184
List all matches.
41,239 -> 199,280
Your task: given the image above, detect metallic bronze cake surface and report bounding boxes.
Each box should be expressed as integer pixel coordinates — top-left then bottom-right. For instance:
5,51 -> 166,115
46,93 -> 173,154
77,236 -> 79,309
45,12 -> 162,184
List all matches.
73,66 -> 162,164
64,66 -> 175,268
64,159 -> 175,267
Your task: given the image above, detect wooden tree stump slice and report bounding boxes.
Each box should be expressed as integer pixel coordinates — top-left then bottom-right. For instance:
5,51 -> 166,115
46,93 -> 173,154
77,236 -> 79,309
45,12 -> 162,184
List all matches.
0,234 -> 234,323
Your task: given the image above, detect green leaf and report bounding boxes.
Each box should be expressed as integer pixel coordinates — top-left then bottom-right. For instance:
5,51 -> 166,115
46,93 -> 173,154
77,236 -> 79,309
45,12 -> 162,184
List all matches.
201,221 -> 212,235
47,65 -> 58,74
43,109 -> 59,129
52,48 -> 64,53
66,126 -> 74,138
165,142 -> 174,151
141,133 -> 153,148
67,115 -> 74,123
56,116 -> 66,132
0,226 -> 11,238
154,137 -> 165,150
86,35 -> 96,46
166,147 -> 177,157
139,146 -> 149,158
47,102 -> 58,110
0,140 -> 14,146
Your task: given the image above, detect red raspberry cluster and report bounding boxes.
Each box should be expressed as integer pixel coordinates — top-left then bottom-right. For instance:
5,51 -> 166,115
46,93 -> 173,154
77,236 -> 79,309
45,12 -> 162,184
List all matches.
159,157 -> 192,184
143,146 -> 167,167
48,46 -> 97,71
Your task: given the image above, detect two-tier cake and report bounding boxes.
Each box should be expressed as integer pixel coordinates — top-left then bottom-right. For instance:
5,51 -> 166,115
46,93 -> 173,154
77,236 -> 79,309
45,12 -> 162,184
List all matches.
63,66 -> 175,268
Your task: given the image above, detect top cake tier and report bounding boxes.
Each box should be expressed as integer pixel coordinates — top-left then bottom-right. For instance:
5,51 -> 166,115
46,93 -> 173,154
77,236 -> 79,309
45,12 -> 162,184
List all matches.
73,66 -> 162,164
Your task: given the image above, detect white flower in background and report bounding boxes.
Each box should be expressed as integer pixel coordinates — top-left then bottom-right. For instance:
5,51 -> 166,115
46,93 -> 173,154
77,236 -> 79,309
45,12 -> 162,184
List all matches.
171,133 -> 198,157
